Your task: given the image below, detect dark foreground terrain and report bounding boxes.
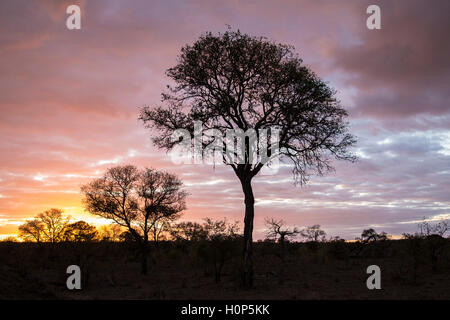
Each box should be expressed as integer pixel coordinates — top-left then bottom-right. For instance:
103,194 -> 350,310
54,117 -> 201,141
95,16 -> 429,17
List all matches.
1,238 -> 449,300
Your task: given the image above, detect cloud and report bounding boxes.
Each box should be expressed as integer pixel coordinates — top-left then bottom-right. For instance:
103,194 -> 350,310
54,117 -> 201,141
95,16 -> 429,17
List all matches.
328,0 -> 450,121
0,0 -> 449,239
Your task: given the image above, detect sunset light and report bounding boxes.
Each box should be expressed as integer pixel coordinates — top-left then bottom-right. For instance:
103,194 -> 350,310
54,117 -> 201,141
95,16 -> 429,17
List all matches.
1,0 -> 449,304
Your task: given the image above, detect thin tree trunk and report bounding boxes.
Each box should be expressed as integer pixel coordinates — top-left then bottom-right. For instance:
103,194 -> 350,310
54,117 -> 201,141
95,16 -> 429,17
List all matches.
240,176 -> 254,288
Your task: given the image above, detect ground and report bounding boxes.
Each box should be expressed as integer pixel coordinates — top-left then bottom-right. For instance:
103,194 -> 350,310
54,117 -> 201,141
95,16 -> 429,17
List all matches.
1,239 -> 449,299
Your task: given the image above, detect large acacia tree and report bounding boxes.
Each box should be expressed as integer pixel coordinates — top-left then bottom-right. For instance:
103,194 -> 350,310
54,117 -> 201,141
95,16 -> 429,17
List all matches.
139,30 -> 356,287
81,165 -> 187,274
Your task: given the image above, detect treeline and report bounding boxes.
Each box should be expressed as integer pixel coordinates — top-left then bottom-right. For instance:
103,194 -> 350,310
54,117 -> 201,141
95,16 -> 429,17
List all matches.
15,209 -> 123,243
10,208 -> 450,244
4,208 -> 449,287
11,209 -> 243,284
12,208 -> 242,245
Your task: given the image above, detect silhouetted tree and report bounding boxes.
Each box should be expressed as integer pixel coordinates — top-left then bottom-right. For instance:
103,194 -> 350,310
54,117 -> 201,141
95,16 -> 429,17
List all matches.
301,224 -> 326,242
264,217 -> 300,283
140,29 -> 356,287
417,218 -> 449,237
18,208 -> 70,243
404,218 -> 450,273
265,217 -> 300,243
358,228 -> 388,243
81,165 -> 187,274
98,224 -> 125,242
38,209 -> 71,243
170,221 -> 208,242
119,230 -> 137,243
149,218 -> 172,244
18,219 -> 44,243
202,218 -> 240,283
64,221 -> 99,242
417,218 -> 449,272
0,236 -> 18,242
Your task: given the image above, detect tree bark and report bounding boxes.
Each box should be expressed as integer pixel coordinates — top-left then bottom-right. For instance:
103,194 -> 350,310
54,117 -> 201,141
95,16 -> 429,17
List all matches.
240,176 -> 254,288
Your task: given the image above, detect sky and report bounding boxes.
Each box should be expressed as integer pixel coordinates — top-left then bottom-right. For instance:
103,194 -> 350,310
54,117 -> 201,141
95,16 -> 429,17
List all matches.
0,0 -> 449,240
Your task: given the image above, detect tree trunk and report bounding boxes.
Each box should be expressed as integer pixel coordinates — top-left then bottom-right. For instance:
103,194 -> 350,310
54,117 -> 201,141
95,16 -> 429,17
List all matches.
240,176 -> 254,288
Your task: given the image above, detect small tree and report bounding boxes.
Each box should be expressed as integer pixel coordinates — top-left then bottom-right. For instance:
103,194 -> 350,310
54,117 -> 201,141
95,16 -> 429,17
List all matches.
38,208 -> 70,243
265,217 -> 300,243
264,217 -> 300,283
202,218 -> 240,283
149,218 -> 172,244
170,221 -> 208,242
18,219 -> 44,243
404,218 -> 450,272
18,208 -> 70,243
417,218 -> 449,237
98,224 -> 125,242
358,228 -> 389,243
301,224 -> 326,242
81,165 -> 187,274
140,29 -> 356,286
64,221 -> 99,242
1,236 -> 18,242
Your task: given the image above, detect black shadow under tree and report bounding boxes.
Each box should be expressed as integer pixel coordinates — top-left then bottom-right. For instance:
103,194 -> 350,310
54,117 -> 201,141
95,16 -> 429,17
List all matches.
139,29 -> 356,287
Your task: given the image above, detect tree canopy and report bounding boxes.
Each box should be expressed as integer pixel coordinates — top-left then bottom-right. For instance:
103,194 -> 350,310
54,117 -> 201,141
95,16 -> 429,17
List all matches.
140,29 -> 356,184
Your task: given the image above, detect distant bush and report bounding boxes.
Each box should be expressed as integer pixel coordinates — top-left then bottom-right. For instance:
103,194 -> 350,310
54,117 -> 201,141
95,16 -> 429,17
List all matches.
327,237 -> 349,261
